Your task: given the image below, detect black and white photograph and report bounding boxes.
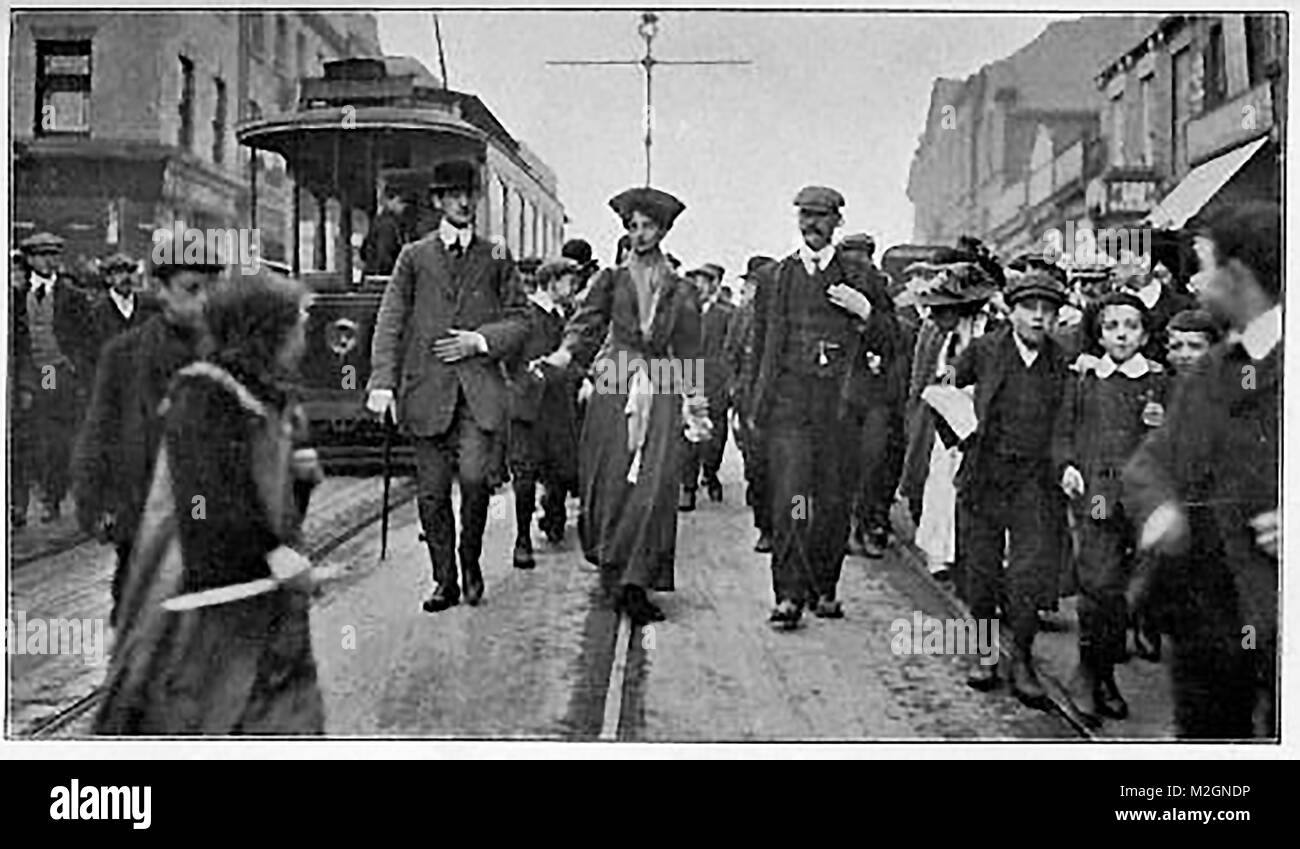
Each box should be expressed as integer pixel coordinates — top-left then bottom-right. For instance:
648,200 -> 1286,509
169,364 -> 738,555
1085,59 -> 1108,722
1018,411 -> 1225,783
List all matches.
2,3 -> 1287,752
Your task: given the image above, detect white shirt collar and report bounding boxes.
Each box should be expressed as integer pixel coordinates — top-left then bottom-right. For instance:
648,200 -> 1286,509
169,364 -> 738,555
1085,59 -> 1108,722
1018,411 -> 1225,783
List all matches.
1093,352 -> 1151,379
29,271 -> 56,291
1235,304 -> 1282,360
439,219 -> 473,251
109,288 -> 135,319
797,243 -> 835,274
1011,330 -> 1039,367
528,290 -> 559,315
1131,276 -> 1163,310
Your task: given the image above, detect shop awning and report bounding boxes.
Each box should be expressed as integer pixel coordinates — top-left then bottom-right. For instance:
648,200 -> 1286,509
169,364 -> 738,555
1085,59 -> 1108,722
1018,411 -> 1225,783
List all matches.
1145,136 -> 1269,229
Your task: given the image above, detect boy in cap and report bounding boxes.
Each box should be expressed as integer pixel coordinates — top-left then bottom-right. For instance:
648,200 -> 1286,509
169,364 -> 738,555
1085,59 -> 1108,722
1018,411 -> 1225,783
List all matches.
953,269 -> 1071,705
366,159 -> 530,612
1164,308 -> 1222,373
725,255 -> 776,551
12,232 -> 93,525
680,262 -> 734,508
749,186 -> 899,628
505,257 -> 582,566
73,235 -> 223,626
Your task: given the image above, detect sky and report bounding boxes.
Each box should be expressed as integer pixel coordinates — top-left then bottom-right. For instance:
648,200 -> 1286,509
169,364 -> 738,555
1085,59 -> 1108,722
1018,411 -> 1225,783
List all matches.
378,9 -> 1068,282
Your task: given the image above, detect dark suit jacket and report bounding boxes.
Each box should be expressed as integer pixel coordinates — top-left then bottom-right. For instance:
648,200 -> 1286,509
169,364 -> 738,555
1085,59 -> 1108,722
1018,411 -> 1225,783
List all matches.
951,325 -> 1070,492
361,210 -> 408,276
748,251 -> 899,423
11,274 -> 94,390
505,300 -> 567,423
367,234 -> 530,438
72,314 -> 201,545
700,299 -> 736,402
87,291 -> 157,365
1122,341 -> 1280,643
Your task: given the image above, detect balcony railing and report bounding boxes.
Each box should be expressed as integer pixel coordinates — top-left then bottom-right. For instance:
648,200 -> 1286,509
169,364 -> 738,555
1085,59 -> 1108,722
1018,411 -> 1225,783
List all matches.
990,139 -> 1088,231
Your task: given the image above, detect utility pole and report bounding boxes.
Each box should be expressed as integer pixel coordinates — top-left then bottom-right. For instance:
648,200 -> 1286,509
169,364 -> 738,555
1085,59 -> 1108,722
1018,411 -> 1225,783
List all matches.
548,11 -> 751,185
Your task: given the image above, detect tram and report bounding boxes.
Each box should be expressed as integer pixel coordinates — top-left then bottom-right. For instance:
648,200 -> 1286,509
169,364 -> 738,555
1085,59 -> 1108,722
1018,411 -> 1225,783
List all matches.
236,55 -> 563,472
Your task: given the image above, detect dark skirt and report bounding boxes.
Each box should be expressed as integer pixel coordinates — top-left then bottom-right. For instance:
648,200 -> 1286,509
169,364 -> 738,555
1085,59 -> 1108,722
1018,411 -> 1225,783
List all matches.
577,383 -> 683,592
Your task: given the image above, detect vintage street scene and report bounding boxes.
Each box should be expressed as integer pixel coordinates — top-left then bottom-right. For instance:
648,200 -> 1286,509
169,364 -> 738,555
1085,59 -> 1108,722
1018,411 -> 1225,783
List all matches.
5,8 -> 1284,744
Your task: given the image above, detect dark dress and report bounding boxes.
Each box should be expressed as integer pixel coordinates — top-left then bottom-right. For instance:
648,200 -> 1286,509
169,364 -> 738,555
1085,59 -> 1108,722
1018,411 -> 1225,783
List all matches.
94,360 -> 323,735
563,258 -> 702,592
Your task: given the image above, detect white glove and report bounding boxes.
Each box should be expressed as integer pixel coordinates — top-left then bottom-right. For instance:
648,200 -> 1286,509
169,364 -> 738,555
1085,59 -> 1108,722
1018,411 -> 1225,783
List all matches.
366,389 -> 396,421
268,545 -> 314,594
1060,465 -> 1086,498
578,378 -> 594,404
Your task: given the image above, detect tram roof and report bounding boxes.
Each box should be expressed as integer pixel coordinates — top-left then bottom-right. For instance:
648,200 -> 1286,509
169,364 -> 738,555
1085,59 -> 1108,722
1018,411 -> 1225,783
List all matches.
236,105 -> 488,158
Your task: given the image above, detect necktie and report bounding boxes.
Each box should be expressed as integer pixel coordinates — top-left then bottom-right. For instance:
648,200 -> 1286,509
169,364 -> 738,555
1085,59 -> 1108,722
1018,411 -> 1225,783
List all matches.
34,284 -> 46,303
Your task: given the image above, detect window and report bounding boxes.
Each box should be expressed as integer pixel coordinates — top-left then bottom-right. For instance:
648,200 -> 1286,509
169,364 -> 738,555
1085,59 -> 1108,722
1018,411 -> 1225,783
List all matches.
297,32 -> 308,77
1245,15 -> 1276,87
1203,22 -> 1227,109
212,77 -> 227,164
1109,91 -> 1125,167
34,40 -> 92,135
1171,47 -> 1192,172
499,178 -> 510,243
1139,74 -> 1153,167
275,16 -> 289,70
178,56 -> 194,152
249,13 -> 265,56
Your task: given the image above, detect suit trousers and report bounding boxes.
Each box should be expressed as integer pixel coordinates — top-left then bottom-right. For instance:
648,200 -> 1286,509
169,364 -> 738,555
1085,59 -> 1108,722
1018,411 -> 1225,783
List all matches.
767,375 -> 861,606
852,403 -> 894,534
110,541 -> 132,630
957,454 -> 1061,651
412,388 -> 499,590
682,394 -> 730,490
734,413 -> 771,534
25,377 -> 80,507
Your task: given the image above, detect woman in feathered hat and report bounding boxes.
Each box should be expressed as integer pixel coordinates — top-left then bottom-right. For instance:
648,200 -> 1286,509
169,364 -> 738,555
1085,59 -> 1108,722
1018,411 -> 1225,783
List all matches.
541,187 -> 703,624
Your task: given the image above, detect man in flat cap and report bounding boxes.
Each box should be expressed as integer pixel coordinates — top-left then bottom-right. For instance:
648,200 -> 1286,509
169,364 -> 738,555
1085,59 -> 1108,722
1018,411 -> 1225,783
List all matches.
87,253 -> 153,364
74,232 -> 223,625
749,187 -> 900,628
11,231 -> 93,526
951,269 -> 1071,706
367,159 -> 530,613
680,261 -> 735,508
725,255 -> 777,551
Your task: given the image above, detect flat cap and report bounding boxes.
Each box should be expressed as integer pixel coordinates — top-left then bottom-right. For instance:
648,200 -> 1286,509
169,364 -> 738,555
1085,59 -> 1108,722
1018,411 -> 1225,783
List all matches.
740,255 -> 776,279
793,185 -> 844,213
839,232 -> 876,255
537,257 -> 579,285
430,160 -> 480,192
608,186 -> 686,231
149,228 -> 228,277
1167,308 -> 1220,336
702,262 -> 725,280
19,232 -> 65,254
102,252 -> 138,272
1004,269 -> 1068,308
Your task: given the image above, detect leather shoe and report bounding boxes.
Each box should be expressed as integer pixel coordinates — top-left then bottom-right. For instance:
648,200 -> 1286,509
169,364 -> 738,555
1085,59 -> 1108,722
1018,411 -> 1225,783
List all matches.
462,565 -> 484,606
1009,656 -> 1051,710
813,597 -> 844,619
678,488 -> 696,512
1097,675 -> 1129,720
768,601 -> 802,631
1067,666 -> 1104,729
422,584 -> 460,613
967,661 -> 1000,692
513,539 -> 535,570
621,585 -> 664,625
754,531 -> 773,553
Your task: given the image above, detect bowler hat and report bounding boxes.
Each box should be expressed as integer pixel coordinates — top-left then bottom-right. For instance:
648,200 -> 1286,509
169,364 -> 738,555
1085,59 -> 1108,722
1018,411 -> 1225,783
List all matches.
561,238 -> 593,266
149,229 -> 228,279
1004,269 -> 1068,308
793,186 -> 844,213
914,262 -> 996,308
608,186 -> 686,231
430,160 -> 480,193
19,232 -> 64,255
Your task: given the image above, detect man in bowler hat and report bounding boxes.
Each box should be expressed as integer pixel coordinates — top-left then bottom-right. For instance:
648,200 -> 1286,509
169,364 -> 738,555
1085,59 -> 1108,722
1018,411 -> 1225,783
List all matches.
366,160 -> 530,612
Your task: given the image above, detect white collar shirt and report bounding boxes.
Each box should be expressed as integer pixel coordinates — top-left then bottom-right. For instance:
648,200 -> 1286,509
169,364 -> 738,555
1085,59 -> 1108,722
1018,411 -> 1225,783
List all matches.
109,288 -> 135,320
1011,330 -> 1039,368
1093,352 -> 1151,379
1233,304 -> 1282,361
29,271 -> 56,295
798,243 -> 835,276
439,219 -> 473,252
1133,276 -> 1163,310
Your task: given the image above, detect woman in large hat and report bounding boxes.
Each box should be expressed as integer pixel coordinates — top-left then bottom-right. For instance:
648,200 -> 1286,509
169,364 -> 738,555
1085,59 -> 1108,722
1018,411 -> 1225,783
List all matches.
541,187 -> 703,624
901,261 -> 997,585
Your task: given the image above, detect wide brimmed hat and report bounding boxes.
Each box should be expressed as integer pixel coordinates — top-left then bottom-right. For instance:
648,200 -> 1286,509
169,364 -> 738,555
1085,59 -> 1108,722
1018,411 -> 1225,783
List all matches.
430,160 -> 480,193
1004,269 -> 1069,308
608,187 -> 686,231
914,262 -> 996,308
19,232 -> 64,255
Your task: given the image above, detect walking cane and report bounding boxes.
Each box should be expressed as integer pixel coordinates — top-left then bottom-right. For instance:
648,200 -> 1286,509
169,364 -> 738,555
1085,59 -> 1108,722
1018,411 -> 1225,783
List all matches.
380,406 -> 393,561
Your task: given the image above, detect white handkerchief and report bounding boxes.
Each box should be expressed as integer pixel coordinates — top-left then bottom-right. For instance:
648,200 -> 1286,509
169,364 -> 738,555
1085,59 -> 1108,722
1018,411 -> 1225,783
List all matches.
921,384 -> 979,442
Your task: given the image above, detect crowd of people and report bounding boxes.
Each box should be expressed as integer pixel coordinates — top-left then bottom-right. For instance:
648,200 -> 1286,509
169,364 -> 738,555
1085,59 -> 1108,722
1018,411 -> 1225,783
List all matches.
7,159 -> 1278,740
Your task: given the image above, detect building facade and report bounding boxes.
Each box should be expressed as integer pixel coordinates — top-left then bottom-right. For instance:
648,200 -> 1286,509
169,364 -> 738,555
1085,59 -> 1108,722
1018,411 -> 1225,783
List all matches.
906,16 -> 1161,259
11,11 -> 381,266
1090,14 -> 1285,240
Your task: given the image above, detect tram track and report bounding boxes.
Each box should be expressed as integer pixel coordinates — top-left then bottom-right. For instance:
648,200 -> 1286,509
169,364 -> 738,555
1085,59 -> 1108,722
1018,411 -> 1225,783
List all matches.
21,476 -> 417,739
